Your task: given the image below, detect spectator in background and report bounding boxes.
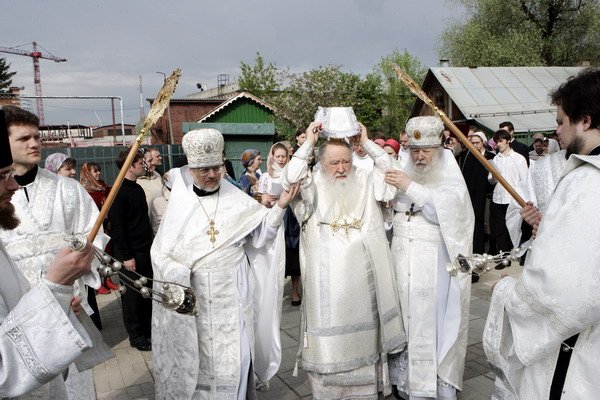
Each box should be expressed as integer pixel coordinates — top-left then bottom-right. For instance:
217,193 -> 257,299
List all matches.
292,127 -> 307,153
257,142 -> 302,306
150,171 -> 174,235
499,121 -> 530,166
529,138 -> 546,161
80,162 -> 118,295
457,131 -> 496,277
397,131 -> 410,167
223,150 -> 236,180
383,138 -> 400,160
137,147 -> 163,213
45,152 -> 77,178
488,129 -> 528,269
238,148 -> 262,199
107,150 -> 153,352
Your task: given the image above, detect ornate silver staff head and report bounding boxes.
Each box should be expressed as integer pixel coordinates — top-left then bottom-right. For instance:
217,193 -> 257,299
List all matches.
66,234 -> 197,315
447,241 -> 532,277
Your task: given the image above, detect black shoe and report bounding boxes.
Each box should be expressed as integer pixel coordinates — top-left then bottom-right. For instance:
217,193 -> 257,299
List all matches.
131,338 -> 152,351
291,298 -> 302,306
471,273 -> 480,283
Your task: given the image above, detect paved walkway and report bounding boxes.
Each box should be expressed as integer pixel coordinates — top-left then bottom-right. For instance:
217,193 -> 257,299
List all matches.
92,264 -> 524,399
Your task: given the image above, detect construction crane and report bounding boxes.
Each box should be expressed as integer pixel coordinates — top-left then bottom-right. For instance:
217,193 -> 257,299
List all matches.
0,42 -> 67,126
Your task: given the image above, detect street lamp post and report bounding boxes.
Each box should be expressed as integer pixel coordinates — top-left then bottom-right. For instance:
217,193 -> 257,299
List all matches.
156,71 -> 175,168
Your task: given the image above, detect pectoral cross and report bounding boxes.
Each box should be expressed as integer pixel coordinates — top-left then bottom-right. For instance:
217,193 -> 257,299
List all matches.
206,220 -> 219,245
405,203 -> 417,221
330,215 -> 363,237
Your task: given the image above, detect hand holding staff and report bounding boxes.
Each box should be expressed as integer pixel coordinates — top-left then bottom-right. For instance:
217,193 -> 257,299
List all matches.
391,64 -> 526,207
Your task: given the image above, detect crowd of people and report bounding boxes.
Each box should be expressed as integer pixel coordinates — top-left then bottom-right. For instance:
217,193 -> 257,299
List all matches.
0,67 -> 599,400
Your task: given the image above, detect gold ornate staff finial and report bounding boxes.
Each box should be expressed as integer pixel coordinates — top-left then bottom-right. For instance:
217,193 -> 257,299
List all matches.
88,68 -> 182,242
391,64 -> 526,207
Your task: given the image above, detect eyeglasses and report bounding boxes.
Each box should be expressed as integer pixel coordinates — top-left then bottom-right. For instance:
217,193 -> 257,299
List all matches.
192,165 -> 224,176
0,169 -> 16,182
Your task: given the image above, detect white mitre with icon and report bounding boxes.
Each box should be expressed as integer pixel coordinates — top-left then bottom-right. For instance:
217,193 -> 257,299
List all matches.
406,116 -> 445,148
182,128 -> 224,167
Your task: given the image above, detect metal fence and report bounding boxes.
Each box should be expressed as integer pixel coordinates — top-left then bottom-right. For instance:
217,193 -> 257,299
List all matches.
40,145 -> 186,185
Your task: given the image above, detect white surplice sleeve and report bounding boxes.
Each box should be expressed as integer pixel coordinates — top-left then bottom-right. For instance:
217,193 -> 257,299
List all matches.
363,139 -> 397,202
0,280 -> 91,398
282,141 -> 316,223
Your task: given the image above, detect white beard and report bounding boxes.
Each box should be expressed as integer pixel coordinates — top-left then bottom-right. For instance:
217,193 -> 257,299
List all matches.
405,150 -> 444,187
319,171 -> 361,218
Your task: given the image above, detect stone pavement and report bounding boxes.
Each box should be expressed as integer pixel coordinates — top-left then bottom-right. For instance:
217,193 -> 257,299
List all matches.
92,263 -> 524,399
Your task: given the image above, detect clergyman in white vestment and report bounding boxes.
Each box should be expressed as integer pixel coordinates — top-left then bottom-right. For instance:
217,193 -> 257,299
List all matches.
0,106 -> 110,400
151,128 -> 299,400
384,116 -> 474,400
281,121 -> 406,400
484,67 -> 600,400
0,110 -> 97,399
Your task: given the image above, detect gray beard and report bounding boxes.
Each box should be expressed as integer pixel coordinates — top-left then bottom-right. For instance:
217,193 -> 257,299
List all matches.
319,171 -> 361,218
405,151 -> 444,187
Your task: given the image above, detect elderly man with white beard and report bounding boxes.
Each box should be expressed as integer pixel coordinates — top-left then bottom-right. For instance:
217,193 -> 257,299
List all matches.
384,116 -> 474,400
281,121 -> 406,400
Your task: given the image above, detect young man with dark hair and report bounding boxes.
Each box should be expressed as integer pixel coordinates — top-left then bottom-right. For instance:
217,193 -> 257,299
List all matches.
499,120 -> 530,165
0,109 -> 100,398
108,150 -> 154,351
487,129 -> 527,268
485,68 -> 600,399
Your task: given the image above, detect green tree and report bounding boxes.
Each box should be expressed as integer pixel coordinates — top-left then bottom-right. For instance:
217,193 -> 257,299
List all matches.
375,49 -> 427,136
271,65 -> 385,135
0,57 -> 17,93
238,52 -> 280,100
440,0 -> 600,66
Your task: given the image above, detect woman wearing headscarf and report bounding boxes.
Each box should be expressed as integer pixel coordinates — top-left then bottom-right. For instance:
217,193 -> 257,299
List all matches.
80,162 -> 119,297
238,149 -> 262,199
45,152 -> 77,178
257,143 -> 302,305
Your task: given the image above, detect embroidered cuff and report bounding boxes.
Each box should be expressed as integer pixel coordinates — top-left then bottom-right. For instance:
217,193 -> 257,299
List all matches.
406,182 -> 432,208
42,277 -> 74,314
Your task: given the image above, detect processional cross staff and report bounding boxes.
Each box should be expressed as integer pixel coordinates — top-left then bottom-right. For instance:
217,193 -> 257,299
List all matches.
391,64 -> 527,208
67,69 -> 197,315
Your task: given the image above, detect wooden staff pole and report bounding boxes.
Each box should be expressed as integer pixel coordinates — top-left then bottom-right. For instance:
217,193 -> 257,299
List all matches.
88,68 -> 182,242
392,65 -> 526,207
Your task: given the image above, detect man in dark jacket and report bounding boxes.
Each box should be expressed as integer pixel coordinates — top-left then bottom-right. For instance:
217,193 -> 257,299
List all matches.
108,150 -> 154,351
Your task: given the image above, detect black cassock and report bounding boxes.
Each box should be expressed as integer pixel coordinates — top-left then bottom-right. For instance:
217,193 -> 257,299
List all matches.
456,149 -> 495,254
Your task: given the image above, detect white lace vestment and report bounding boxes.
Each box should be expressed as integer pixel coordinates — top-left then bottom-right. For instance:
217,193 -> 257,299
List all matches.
281,140 -> 406,399
151,177 -> 286,400
389,150 -> 474,398
0,243 -> 92,399
484,155 -> 600,399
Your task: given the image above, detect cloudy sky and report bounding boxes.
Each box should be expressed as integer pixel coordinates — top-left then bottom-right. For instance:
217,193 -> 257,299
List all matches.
1,0 -> 465,126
